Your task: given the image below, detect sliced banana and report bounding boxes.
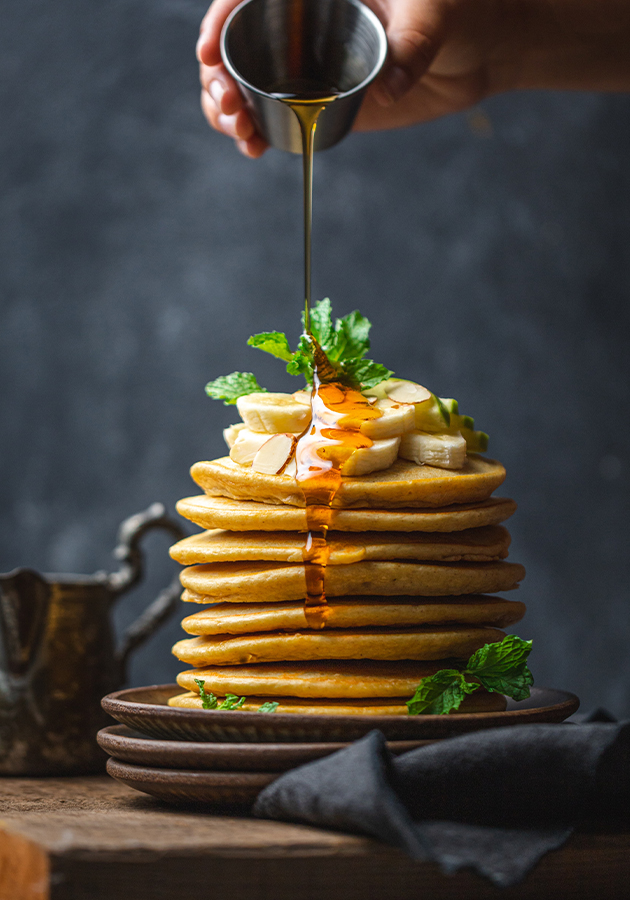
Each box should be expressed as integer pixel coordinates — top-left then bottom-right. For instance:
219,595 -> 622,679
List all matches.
229,429 -> 274,465
340,436 -> 401,476
399,430 -> 467,470
359,398 -> 415,440
236,392 -> 312,434
413,395 -> 451,432
251,433 -> 297,475
223,422 -> 247,450
292,390 -> 312,407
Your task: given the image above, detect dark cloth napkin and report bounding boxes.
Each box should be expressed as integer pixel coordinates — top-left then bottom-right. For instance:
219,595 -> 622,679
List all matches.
253,720 -> 630,887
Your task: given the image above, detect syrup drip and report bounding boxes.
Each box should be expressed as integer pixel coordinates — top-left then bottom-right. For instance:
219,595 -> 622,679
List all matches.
274,83 -> 381,629
296,339 -> 382,629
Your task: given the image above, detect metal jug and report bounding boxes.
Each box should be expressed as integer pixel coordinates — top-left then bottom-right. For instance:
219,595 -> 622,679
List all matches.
0,503 -> 185,775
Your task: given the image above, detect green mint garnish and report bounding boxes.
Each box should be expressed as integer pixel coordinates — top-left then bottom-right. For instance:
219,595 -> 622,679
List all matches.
205,372 -> 266,406
193,680 -> 246,710
406,635 -> 533,715
194,678 -> 218,709
206,299 -> 393,396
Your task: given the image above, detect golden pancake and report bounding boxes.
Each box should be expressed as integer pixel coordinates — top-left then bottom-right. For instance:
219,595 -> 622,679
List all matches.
180,594 -> 525,635
168,691 -> 507,715
176,494 -> 517,533
175,659 -> 480,697
170,525 -> 511,565
172,625 -> 505,666
191,455 -> 505,509
179,560 -> 525,603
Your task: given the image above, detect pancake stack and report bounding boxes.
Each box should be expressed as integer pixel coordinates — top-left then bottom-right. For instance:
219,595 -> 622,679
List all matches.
168,452 -> 526,715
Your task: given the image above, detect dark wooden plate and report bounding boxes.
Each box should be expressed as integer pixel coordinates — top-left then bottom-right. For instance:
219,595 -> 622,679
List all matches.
97,724 -> 433,771
106,757 -> 274,805
102,684 -> 579,743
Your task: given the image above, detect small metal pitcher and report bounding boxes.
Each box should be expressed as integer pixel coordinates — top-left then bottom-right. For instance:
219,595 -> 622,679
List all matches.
221,0 -> 387,153
0,503 -> 185,775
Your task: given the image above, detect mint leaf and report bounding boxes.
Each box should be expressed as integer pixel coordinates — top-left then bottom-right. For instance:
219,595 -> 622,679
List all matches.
332,310 -> 371,361
286,333 -> 314,381
205,372 -> 266,405
306,298 -> 334,349
466,635 -> 533,701
259,701 -> 279,713
406,670 -> 480,715
406,636 -> 535,714
340,358 -> 394,390
247,331 -> 294,362
194,678 -> 218,710
218,693 -> 246,710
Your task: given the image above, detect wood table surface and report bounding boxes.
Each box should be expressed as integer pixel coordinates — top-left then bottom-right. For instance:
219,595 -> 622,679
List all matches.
1,775 -> 628,900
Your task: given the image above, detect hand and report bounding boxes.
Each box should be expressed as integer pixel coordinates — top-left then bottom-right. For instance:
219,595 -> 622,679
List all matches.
196,0 -> 630,156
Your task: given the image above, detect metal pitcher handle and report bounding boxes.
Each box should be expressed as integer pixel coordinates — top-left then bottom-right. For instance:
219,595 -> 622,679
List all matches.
107,503 -> 186,678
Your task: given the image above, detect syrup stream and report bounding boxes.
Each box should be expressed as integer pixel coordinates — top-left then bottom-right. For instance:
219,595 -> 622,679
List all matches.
276,85 -> 381,629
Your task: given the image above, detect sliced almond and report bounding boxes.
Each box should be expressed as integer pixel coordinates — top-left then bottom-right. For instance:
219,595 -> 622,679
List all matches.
251,433 -> 298,475
229,429 -> 273,465
387,380 -> 432,404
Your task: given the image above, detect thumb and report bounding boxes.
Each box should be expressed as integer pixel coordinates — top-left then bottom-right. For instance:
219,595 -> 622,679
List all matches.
374,0 -> 448,106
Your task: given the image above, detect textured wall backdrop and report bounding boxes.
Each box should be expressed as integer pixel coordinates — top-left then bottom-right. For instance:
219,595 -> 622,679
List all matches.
1,0 -> 629,713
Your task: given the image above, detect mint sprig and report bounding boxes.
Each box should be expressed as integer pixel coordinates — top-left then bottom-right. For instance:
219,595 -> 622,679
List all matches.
406,635 -> 533,715
215,299 -> 394,392
204,372 -> 266,406
193,679 -> 279,713
194,679 -> 246,710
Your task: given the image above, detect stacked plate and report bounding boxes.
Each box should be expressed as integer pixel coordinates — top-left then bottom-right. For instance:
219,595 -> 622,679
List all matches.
99,684 -> 579,805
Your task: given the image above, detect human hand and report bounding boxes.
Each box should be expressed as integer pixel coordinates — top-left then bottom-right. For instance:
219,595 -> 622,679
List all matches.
196,0 -> 630,155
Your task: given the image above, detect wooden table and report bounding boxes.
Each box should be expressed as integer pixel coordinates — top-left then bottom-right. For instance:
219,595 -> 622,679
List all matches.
1,776 -> 628,900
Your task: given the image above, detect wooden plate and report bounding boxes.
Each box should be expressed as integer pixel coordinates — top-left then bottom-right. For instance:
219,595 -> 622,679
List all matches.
97,724 -> 432,771
102,684 -> 579,743
106,757 -> 274,805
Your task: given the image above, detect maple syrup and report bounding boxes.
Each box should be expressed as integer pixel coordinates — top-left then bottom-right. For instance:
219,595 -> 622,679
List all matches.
275,81 -> 381,629
271,79 -> 339,328
295,339 -> 381,628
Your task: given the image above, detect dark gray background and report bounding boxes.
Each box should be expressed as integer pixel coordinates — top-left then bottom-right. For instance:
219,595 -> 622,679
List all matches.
1,1 -> 628,714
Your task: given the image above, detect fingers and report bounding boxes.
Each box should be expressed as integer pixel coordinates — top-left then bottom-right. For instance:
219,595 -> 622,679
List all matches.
197,3 -> 268,157
199,62 -> 243,116
200,84 -> 269,158
372,0 -> 449,106
196,0 -> 243,66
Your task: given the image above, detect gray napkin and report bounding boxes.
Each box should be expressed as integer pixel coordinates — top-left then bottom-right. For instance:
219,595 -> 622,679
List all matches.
254,721 -> 630,887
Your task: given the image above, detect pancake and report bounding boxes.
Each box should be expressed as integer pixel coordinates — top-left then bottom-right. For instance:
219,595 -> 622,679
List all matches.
170,525 -> 511,565
179,560 -> 525,603
172,625 -> 505,666
176,495 -> 518,533
168,691 -> 507,715
176,660 -> 443,697
191,455 -> 506,509
180,595 -> 526,635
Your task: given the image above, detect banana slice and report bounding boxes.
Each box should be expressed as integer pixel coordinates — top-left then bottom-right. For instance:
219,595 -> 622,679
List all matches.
292,390 -> 312,406
399,431 -> 467,470
229,429 -> 274,465
236,392 -> 312,434
251,433 -> 297,475
340,436 -> 401,476
413,395 -> 451,432
360,398 -> 415,440
223,422 -> 247,450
